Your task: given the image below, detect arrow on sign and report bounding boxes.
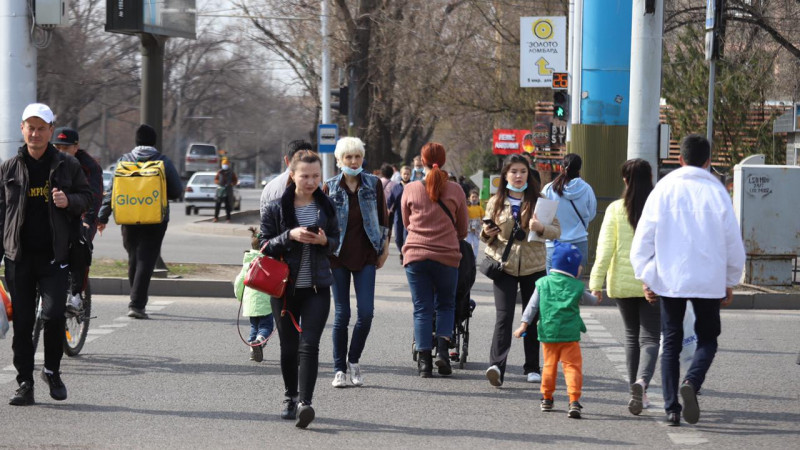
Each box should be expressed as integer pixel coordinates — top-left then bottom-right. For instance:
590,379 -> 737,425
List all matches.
536,57 -> 554,75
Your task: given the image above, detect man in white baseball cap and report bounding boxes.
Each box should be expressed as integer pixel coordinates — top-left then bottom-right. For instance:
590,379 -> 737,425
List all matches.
1,103 -> 92,406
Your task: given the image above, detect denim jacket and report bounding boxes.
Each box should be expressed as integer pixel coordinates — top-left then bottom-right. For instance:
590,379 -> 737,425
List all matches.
325,172 -> 387,257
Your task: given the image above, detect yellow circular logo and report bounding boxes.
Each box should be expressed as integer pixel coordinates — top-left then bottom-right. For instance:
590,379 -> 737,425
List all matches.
533,19 -> 554,40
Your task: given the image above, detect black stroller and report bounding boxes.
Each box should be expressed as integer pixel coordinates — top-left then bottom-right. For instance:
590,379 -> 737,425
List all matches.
412,241 -> 477,369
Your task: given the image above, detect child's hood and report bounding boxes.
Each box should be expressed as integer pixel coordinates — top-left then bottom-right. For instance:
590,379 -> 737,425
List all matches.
242,249 -> 261,265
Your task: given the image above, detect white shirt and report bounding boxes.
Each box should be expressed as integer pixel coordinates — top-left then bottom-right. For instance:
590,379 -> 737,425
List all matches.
630,165 -> 745,299
259,169 -> 290,216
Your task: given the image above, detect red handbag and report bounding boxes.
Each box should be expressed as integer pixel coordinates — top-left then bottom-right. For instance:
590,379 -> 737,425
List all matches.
243,253 -> 290,298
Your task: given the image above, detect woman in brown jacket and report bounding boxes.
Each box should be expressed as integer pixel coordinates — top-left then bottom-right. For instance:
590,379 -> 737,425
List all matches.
481,154 -> 560,387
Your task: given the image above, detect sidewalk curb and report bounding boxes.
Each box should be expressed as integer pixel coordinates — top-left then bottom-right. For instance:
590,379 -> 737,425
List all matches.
85,277 -> 800,308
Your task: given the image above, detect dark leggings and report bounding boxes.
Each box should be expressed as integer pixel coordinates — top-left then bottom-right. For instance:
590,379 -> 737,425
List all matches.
615,297 -> 661,386
271,287 -> 331,405
121,222 -> 168,310
489,270 -> 546,381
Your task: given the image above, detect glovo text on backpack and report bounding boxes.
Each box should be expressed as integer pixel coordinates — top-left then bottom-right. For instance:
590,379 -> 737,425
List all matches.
111,160 -> 167,225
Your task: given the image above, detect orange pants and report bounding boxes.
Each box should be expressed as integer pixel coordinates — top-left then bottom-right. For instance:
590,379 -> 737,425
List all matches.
541,341 -> 583,403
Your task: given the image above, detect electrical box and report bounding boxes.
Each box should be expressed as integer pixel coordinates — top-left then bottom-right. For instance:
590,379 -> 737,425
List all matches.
733,158 -> 800,285
35,0 -> 70,27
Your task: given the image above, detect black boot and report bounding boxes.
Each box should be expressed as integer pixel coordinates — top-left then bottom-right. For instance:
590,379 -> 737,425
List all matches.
418,350 -> 433,378
435,337 -> 452,376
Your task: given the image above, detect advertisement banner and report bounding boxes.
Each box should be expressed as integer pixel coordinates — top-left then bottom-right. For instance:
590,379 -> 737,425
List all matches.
520,17 -> 567,88
492,129 -> 533,155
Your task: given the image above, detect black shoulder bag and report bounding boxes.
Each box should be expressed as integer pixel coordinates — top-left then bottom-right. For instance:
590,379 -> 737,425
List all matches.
434,198 -> 477,293
478,217 -> 516,281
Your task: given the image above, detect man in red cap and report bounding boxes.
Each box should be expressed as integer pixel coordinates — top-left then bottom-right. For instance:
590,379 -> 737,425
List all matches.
53,127 -> 103,314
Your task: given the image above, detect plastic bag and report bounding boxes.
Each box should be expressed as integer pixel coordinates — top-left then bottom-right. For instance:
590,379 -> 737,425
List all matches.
0,294 -> 8,339
659,302 -> 698,368
0,280 -> 10,321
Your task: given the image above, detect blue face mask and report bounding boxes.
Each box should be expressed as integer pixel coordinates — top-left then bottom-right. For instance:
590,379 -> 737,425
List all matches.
342,166 -> 363,177
507,183 -> 528,193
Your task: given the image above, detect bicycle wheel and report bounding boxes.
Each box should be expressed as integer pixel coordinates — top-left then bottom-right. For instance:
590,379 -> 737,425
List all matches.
64,279 -> 91,356
31,292 -> 44,352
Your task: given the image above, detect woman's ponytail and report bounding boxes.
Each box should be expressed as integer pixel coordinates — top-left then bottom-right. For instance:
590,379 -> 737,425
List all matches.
421,143 -> 448,203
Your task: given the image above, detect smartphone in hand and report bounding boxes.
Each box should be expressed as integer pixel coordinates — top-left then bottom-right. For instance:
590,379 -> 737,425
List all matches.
482,218 -> 498,229
306,225 -> 320,234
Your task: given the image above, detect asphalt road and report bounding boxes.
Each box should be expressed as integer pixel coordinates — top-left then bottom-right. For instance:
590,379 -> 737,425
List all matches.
2,261 -> 799,449
92,188 -> 263,265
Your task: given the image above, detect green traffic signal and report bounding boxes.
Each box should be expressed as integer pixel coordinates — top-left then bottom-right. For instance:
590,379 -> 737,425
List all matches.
552,91 -> 569,120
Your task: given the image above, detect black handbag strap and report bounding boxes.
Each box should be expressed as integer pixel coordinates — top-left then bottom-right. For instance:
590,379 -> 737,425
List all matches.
568,199 -> 587,230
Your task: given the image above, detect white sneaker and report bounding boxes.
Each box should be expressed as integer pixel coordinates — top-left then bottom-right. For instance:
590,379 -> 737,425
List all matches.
348,362 -> 363,386
65,294 -> 82,316
485,365 -> 502,387
642,392 -> 651,409
332,371 -> 347,388
527,372 -> 542,383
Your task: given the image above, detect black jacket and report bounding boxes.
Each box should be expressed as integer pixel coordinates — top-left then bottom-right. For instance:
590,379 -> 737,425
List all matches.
260,186 -> 339,290
0,144 -> 92,263
74,148 -> 104,226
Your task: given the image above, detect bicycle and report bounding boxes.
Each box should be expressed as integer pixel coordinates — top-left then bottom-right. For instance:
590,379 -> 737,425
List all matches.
31,273 -> 92,356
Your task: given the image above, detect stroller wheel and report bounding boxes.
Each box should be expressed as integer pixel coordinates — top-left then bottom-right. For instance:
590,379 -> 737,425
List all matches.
459,354 -> 467,369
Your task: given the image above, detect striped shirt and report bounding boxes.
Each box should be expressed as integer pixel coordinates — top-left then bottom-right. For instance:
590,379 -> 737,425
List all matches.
294,202 -> 319,288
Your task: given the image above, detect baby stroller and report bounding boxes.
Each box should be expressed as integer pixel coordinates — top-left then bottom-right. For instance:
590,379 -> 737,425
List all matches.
412,240 -> 477,369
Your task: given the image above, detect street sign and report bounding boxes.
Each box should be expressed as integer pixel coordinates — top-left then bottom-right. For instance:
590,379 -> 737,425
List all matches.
520,17 -> 567,88
318,124 -> 338,154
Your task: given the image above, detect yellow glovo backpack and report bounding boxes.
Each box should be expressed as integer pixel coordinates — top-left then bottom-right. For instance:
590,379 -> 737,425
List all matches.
111,160 -> 167,225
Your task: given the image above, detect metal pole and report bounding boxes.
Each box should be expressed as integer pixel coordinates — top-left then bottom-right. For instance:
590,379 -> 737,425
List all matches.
0,0 -> 37,161
706,59 -> 716,146
320,0 -> 334,180
627,0 -> 663,182
570,0 -> 583,130
140,33 -> 166,152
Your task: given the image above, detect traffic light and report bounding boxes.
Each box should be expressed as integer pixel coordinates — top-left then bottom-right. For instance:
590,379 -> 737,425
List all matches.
331,85 -> 349,115
553,90 -> 569,120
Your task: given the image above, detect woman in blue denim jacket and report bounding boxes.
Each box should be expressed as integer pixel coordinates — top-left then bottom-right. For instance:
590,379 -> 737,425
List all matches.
323,137 -> 389,389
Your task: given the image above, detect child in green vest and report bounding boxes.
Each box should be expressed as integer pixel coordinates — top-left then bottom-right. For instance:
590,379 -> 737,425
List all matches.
514,241 -> 598,418
234,227 -> 275,362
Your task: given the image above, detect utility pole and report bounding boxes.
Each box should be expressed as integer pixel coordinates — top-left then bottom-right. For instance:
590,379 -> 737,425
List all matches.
627,0 -> 663,182
140,33 -> 167,152
320,0 -> 334,180
0,0 -> 37,161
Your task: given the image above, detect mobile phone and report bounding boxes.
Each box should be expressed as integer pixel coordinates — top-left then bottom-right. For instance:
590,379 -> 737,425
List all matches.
306,225 -> 320,233
482,219 -> 497,228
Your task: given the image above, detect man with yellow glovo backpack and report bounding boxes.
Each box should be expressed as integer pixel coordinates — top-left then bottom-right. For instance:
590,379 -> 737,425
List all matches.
97,125 -> 183,319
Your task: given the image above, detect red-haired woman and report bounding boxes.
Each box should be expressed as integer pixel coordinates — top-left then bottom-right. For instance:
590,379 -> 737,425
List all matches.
401,143 -> 468,377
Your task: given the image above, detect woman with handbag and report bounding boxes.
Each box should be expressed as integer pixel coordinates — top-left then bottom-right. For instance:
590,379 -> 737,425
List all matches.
401,142 -> 468,378
542,153 -> 597,272
323,137 -> 389,389
589,158 -> 660,415
482,154 -> 560,387
259,150 -> 339,429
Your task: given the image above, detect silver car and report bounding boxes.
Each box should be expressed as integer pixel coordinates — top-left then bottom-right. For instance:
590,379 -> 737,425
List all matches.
183,171 -> 241,215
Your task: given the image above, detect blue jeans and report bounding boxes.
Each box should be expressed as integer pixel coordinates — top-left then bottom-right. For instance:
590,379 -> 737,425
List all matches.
249,314 -> 275,342
660,297 -> 721,413
546,240 -> 589,274
405,260 -> 458,351
332,265 -> 376,372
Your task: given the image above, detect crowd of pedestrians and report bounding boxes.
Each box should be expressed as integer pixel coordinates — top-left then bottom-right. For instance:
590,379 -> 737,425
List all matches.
1,104 -> 746,434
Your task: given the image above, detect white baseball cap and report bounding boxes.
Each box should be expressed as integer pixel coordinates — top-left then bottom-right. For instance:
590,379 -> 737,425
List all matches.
21,103 -> 54,124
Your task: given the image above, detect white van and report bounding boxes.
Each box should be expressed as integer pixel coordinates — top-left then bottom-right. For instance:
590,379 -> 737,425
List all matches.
184,143 -> 219,177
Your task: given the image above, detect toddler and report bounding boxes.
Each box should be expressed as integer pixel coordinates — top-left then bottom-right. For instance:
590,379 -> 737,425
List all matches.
466,190 -> 484,262
234,227 -> 275,362
514,241 -> 598,418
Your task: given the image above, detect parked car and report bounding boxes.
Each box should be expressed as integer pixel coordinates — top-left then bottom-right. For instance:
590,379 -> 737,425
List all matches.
261,173 -> 279,187
184,171 -> 241,215
102,170 -> 113,194
238,174 -> 255,188
184,143 -> 219,177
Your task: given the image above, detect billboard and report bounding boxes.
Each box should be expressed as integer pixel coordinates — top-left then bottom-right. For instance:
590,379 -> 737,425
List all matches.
107,0 -> 196,39
520,17 -> 567,88
492,129 -> 533,155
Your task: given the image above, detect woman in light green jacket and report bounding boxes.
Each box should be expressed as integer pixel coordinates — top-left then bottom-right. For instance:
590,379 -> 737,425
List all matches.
589,159 -> 659,416
234,227 -> 274,363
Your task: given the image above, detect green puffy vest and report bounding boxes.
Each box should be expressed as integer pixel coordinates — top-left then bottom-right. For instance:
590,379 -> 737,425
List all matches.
535,273 -> 587,343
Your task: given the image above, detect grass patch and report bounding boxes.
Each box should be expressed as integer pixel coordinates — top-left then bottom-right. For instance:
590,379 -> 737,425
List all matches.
91,258 -> 240,280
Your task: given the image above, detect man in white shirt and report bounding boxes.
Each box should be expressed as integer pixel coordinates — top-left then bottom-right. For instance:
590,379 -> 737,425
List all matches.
631,134 -> 745,427
259,140 -> 314,216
